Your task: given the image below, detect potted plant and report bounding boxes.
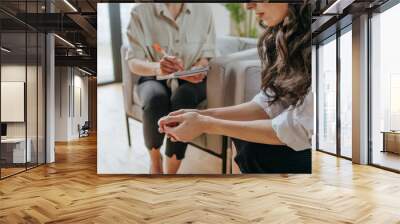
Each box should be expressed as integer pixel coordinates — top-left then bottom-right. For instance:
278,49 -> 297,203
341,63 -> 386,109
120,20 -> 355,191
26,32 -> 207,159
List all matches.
224,3 -> 259,38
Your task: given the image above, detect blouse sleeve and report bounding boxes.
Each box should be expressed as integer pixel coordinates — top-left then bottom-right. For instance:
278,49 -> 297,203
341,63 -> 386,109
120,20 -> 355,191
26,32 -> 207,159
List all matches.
271,92 -> 314,151
252,91 -> 286,119
200,9 -> 216,59
125,8 -> 149,61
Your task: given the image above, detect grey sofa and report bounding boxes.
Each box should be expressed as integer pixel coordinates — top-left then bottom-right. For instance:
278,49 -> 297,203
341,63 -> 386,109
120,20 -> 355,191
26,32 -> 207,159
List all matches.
121,36 -> 262,173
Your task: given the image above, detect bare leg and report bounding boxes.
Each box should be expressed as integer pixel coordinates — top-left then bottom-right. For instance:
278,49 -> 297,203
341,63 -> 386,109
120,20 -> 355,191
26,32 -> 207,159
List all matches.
166,154 -> 182,174
149,148 -> 163,174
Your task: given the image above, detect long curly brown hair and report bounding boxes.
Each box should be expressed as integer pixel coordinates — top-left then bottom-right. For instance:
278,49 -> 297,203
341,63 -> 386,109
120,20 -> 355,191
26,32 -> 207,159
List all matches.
257,1 -> 311,107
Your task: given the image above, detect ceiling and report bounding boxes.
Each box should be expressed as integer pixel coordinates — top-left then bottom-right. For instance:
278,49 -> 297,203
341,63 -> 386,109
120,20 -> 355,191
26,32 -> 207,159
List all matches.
0,0 -> 98,74
312,0 -> 391,43
1,0 -> 396,75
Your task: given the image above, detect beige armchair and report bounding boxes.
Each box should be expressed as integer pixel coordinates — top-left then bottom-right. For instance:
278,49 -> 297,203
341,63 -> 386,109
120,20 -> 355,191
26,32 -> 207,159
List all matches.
121,36 -> 261,174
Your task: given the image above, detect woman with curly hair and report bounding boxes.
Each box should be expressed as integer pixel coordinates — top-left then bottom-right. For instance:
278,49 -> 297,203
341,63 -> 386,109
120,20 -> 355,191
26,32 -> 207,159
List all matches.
159,2 -> 313,173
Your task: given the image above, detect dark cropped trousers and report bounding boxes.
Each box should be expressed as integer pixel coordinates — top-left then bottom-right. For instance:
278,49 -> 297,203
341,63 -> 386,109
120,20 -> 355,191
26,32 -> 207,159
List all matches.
232,138 -> 312,173
137,78 -> 206,160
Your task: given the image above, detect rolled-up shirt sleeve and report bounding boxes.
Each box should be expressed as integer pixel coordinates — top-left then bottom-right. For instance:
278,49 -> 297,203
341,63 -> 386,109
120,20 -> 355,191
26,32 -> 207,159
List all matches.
126,9 -> 148,61
201,10 -> 216,59
252,91 -> 286,119
271,92 -> 314,151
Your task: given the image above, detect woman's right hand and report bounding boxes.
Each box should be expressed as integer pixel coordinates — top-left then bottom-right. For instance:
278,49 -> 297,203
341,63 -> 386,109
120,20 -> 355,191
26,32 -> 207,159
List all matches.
158,109 -> 200,134
168,109 -> 200,116
159,56 -> 184,75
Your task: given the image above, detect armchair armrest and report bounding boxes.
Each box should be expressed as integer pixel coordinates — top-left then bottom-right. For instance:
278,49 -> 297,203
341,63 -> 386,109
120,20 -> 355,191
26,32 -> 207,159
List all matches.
207,49 -> 261,109
216,36 -> 258,56
121,45 -> 140,117
203,52 -> 261,156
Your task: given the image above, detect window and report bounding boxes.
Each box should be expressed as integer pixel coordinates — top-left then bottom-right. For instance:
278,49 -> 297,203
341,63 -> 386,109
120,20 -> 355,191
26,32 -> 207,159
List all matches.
370,2 -> 400,171
0,1 -> 46,179
317,36 -> 337,154
97,3 -> 115,84
339,27 -> 352,158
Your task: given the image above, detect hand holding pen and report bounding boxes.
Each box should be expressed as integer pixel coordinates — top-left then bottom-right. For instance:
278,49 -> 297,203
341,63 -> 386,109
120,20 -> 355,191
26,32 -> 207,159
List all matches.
152,43 -> 184,75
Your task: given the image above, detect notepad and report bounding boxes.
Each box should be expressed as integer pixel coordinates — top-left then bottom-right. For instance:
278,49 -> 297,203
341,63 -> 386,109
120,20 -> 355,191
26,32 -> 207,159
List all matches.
156,66 -> 209,80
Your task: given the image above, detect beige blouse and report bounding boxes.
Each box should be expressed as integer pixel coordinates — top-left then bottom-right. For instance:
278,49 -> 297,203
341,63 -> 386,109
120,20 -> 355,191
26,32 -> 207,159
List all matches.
125,3 -> 216,71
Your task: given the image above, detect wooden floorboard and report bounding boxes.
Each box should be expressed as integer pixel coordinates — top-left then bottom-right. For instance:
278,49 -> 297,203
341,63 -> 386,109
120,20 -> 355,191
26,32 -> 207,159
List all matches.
0,134 -> 400,223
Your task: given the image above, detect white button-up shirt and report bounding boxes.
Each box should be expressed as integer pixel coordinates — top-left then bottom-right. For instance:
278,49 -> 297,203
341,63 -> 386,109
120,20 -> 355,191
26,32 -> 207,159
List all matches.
252,91 -> 314,151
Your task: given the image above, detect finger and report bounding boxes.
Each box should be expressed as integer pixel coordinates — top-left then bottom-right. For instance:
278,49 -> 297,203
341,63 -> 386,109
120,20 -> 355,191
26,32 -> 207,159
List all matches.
166,134 -> 177,142
161,58 -> 177,67
165,57 -> 184,70
158,115 -> 183,127
174,63 -> 184,72
158,123 -> 167,133
166,57 -> 183,71
160,66 -> 178,75
158,116 -> 168,127
176,59 -> 184,71
192,74 -> 203,81
196,74 -> 206,81
169,109 -> 185,116
160,62 -> 178,72
192,79 -> 202,84
164,127 -> 180,142
163,58 -> 184,72
163,55 -> 177,63
196,76 -> 205,83
196,73 -> 205,79
178,76 -> 191,82
191,76 -> 203,83
189,78 -> 201,84
160,68 -> 175,75
184,77 -> 199,84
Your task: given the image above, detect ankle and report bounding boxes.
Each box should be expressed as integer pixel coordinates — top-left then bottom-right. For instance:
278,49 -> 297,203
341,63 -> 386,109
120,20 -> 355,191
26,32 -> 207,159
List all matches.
149,148 -> 163,174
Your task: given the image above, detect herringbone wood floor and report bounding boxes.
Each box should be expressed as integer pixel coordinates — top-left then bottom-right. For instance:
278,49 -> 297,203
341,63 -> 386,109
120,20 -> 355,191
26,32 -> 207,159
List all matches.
1,135 -> 400,224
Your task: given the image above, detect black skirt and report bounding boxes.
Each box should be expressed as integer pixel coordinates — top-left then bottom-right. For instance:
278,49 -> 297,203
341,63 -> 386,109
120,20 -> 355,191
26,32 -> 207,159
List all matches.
232,138 -> 312,174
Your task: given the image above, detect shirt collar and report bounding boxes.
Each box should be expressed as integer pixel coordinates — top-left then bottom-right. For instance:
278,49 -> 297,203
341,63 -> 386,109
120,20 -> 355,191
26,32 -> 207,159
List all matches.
155,3 -> 192,16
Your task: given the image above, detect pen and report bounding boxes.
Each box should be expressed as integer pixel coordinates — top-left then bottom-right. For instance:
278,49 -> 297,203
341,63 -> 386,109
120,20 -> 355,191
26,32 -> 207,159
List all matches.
152,43 -> 184,71
152,43 -> 167,57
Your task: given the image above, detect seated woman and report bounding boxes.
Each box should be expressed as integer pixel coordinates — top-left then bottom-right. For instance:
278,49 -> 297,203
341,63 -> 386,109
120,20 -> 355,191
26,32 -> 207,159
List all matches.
126,3 -> 216,174
159,2 -> 312,173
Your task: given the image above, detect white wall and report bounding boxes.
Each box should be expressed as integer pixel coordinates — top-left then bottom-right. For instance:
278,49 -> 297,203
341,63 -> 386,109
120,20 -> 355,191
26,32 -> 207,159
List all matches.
1,63 -> 46,164
71,74 -> 89,138
55,67 -> 89,141
208,3 -> 230,37
1,65 -> 35,138
55,66 -> 69,141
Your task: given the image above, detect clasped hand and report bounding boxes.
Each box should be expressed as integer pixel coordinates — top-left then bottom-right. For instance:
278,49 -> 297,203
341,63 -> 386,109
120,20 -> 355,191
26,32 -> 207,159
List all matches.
158,109 -> 206,142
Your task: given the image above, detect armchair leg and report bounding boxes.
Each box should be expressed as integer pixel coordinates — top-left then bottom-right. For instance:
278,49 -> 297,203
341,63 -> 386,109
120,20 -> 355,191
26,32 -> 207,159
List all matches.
126,114 -> 131,147
221,136 -> 228,174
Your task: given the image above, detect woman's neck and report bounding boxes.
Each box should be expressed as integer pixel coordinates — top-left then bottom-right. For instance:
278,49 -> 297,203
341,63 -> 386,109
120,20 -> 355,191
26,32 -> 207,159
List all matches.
165,3 -> 184,20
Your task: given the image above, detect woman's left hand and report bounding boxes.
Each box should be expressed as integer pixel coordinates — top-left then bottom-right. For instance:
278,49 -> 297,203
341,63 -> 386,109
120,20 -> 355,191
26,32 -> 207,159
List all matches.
179,58 -> 209,84
179,73 -> 206,84
158,112 -> 208,142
